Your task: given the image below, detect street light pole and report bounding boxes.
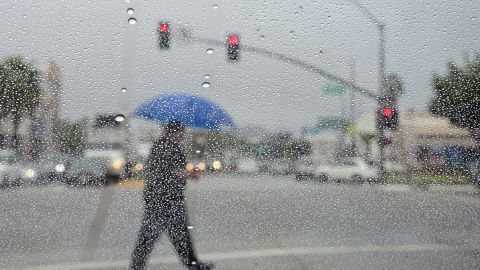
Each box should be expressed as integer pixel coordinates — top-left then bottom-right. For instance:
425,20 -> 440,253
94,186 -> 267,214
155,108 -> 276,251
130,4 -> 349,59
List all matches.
349,0 -> 388,183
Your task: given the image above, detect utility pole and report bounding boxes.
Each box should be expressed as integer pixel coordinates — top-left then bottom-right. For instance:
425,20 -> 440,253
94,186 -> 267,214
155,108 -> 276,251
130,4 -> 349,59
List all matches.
349,59 -> 357,156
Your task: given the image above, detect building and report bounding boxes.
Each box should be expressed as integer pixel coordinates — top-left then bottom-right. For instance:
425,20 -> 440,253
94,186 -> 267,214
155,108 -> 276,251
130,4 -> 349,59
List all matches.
354,112 -> 478,172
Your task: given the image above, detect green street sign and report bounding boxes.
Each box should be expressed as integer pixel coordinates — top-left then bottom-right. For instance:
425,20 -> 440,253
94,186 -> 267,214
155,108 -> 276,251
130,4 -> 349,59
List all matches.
323,85 -> 346,95
257,145 -> 266,154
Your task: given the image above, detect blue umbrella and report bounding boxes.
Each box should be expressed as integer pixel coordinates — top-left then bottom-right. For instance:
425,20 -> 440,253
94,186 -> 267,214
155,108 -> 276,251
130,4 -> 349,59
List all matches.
133,93 -> 236,131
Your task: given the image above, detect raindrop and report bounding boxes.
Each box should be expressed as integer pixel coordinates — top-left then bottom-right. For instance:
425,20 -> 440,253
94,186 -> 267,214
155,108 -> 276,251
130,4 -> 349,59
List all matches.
202,82 -> 210,88
204,75 -> 210,79
206,48 -> 214,54
128,18 -> 137,25
121,88 -> 127,93
213,4 -> 218,9
115,114 -> 126,122
127,8 -> 134,15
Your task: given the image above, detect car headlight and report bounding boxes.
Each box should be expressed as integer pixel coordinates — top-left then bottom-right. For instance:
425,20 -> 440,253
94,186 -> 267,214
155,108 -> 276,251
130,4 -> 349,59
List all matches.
134,163 -> 144,172
55,164 -> 65,173
198,162 -> 206,172
186,162 -> 194,172
212,160 -> 222,170
24,169 -> 36,178
112,161 -> 123,170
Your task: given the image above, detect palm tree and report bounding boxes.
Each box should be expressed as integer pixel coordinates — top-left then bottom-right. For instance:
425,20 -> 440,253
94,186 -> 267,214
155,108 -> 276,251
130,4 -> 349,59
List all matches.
0,56 -> 42,150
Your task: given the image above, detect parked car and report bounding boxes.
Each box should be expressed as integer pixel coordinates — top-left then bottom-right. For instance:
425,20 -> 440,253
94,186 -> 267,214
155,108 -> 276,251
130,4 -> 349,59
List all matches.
314,158 -> 378,184
293,158 -> 320,181
2,155 -> 72,187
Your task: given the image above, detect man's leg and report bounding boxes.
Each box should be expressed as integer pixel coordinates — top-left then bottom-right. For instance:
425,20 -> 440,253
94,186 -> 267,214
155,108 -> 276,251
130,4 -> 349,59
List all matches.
130,210 -> 164,270
166,200 -> 198,266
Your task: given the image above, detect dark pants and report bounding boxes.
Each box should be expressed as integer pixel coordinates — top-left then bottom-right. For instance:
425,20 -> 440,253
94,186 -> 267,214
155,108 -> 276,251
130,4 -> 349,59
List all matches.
130,196 -> 197,270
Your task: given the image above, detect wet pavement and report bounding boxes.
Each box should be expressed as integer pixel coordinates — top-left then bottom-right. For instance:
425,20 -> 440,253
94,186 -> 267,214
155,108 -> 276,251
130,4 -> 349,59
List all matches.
1,174 -> 480,270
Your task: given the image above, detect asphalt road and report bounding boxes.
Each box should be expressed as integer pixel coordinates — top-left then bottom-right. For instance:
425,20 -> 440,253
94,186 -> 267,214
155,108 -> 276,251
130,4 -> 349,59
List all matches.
1,174 -> 480,270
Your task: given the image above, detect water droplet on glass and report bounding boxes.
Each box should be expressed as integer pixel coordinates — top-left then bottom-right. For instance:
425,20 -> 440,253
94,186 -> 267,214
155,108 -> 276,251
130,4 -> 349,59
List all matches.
115,114 -> 125,122
128,18 -> 137,25
213,4 -> 218,9
206,48 -> 214,54
202,82 -> 210,88
127,8 -> 134,15
204,75 -> 210,79
121,88 -> 127,93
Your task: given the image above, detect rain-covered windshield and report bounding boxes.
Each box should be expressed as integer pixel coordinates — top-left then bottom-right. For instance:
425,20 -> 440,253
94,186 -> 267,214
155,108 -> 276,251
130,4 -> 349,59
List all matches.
1,1 -> 480,269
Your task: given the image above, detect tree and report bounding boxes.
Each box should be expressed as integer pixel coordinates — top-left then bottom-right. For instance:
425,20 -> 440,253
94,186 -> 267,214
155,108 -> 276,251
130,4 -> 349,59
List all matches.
0,56 -> 42,150
259,132 -> 311,160
59,120 -> 86,155
430,54 -> 480,143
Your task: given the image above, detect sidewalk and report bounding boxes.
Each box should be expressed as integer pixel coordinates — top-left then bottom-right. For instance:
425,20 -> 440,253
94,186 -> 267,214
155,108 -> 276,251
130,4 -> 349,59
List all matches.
382,183 -> 479,196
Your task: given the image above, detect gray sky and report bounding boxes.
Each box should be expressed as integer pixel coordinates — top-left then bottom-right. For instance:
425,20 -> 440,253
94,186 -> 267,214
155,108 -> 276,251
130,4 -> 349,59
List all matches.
1,0 -> 479,133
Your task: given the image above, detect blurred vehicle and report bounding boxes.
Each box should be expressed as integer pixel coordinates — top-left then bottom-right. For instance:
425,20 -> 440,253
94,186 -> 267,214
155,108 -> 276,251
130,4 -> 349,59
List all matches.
186,160 -> 206,180
2,160 -> 39,187
84,142 -> 126,182
314,158 -> 378,184
66,157 -> 107,186
469,160 -> 480,187
293,158 -> 320,181
122,157 -> 146,179
33,156 -> 71,185
208,159 -> 224,172
0,151 -> 16,188
235,158 -> 259,174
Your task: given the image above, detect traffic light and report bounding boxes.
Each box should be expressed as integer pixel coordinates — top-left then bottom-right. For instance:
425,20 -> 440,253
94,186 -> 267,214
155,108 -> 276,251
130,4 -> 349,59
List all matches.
377,106 -> 399,130
158,22 -> 170,49
226,34 -> 240,61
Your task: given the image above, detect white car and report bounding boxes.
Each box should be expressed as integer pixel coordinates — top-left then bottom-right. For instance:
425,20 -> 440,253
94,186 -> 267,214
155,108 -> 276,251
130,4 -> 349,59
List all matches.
314,158 -> 378,184
294,158 -> 320,181
84,143 -> 126,181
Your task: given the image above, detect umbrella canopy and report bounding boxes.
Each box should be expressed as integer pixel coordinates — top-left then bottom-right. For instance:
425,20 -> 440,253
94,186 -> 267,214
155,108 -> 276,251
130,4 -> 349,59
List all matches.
133,93 -> 236,131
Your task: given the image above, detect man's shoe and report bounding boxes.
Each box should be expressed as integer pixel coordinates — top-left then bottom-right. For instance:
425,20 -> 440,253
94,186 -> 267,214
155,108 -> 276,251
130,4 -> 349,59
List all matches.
187,262 -> 214,270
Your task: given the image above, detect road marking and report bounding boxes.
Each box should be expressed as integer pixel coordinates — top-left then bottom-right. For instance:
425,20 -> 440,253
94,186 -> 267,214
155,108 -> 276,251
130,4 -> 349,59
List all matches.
6,243 -> 480,270
378,184 -> 412,193
116,179 -> 145,188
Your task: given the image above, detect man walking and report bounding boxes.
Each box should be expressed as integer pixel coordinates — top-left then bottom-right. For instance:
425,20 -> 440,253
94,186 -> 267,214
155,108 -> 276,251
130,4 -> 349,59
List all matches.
130,121 -> 213,270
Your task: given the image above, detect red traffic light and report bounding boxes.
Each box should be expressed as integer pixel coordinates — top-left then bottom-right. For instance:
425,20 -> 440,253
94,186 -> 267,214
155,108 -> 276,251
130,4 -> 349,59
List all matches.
159,23 -> 169,33
228,35 -> 239,46
382,107 -> 394,118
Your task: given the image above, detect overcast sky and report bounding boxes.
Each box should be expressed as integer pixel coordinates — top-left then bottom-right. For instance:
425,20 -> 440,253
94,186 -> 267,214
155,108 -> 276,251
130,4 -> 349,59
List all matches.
1,0 -> 479,133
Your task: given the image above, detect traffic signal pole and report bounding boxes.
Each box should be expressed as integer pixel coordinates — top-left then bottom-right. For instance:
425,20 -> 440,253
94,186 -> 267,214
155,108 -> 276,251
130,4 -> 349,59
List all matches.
377,23 -> 387,183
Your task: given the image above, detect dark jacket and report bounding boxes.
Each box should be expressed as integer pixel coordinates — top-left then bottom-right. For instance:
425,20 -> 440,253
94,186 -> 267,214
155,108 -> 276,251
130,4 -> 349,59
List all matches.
144,136 -> 187,202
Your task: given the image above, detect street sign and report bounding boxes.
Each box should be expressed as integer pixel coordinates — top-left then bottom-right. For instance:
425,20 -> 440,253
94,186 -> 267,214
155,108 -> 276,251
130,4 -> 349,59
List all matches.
323,85 -> 346,95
